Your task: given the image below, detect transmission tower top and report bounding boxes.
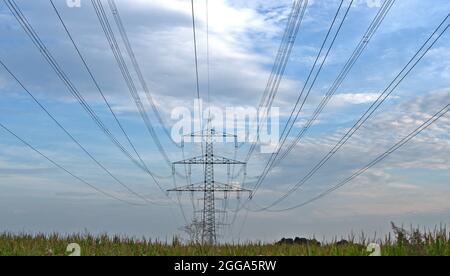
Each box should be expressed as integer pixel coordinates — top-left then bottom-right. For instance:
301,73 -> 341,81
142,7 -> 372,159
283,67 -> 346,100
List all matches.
168,125 -> 250,244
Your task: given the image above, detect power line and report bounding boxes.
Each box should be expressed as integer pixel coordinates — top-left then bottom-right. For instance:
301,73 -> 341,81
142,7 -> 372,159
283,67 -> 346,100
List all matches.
251,0 -> 397,199
205,0 -> 211,108
231,0 -> 351,219
49,1 -> 179,203
107,0 -> 180,147
0,122 -> 145,206
191,0 -> 202,105
228,0 -> 309,234
251,0 -> 353,199
255,14 -> 450,212
239,0 -> 308,173
264,0 -> 312,112
91,0 -> 195,221
274,0 -> 396,167
2,0 -> 171,195
0,59 -> 161,205
269,102 -> 450,212
172,166 -> 190,225
47,2 -> 194,227
89,0 -> 182,184
189,0 -> 208,214
91,0 -> 174,169
259,0 -> 306,115
49,0 -> 160,182
182,144 -> 196,212
190,0 -> 205,166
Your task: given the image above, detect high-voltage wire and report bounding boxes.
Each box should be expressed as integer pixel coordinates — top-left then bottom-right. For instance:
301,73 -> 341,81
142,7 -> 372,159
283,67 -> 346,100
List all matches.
251,0 -> 353,200
107,0 -> 181,147
270,102 -> 450,212
0,122 -> 146,206
255,14 -> 449,212
91,0 -> 173,166
3,0 -> 162,204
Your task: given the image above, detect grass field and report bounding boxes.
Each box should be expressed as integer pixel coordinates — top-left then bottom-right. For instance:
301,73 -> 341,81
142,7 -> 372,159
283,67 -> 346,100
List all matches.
0,224 -> 449,256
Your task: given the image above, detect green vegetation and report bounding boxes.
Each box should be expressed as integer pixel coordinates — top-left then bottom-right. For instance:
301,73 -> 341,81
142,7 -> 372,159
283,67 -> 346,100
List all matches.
0,224 -> 448,256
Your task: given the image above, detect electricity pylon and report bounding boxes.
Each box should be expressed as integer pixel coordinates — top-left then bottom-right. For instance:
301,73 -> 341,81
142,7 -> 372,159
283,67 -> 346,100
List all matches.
168,125 -> 251,244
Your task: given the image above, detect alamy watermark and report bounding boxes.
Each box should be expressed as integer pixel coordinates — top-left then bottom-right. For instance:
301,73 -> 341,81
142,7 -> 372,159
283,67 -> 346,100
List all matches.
66,243 -> 81,256
367,243 -> 381,256
171,100 -> 279,154
66,0 -> 81,8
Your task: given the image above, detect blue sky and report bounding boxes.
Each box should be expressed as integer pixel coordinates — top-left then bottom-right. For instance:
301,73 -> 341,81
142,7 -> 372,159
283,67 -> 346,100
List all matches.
0,0 -> 449,242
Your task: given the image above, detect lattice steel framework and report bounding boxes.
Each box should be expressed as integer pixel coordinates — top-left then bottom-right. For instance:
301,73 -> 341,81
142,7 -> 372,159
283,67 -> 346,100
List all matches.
168,128 -> 251,244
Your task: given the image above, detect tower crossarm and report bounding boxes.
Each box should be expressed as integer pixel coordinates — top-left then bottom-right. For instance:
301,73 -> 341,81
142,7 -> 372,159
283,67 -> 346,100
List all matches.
168,123 -> 250,244
168,182 -> 251,193
212,155 -> 245,165
183,129 -> 239,148
172,155 -> 245,165
185,130 -> 237,138
173,155 -> 205,165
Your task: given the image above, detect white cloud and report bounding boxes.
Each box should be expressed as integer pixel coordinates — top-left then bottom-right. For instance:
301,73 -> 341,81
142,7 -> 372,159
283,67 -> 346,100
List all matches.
330,92 -> 382,106
250,89 -> 450,214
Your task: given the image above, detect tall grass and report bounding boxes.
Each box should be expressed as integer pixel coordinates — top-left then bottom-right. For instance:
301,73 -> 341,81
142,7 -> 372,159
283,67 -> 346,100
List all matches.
0,224 -> 449,256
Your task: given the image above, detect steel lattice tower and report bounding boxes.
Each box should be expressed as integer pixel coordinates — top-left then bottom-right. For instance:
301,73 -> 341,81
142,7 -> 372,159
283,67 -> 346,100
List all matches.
168,127 -> 251,244
203,129 -> 216,243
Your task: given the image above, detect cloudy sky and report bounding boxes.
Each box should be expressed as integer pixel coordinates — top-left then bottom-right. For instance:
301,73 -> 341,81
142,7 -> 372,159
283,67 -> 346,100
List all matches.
0,0 -> 449,243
